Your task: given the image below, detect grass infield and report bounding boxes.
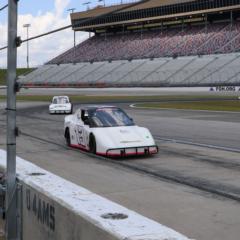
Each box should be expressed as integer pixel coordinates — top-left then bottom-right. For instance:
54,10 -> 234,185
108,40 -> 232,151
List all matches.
0,94 -> 239,111
134,100 -> 240,112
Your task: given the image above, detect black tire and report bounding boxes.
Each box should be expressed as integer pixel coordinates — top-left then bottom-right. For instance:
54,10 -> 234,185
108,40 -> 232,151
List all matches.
89,134 -> 96,154
65,128 -> 71,146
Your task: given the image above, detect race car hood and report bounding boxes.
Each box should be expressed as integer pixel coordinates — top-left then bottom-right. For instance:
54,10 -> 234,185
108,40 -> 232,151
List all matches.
93,126 -> 155,149
109,127 -> 142,143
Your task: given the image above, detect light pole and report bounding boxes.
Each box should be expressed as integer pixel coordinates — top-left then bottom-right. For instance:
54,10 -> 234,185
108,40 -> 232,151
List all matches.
67,8 -> 76,64
98,0 -> 105,6
83,1 -> 91,10
23,23 -> 31,68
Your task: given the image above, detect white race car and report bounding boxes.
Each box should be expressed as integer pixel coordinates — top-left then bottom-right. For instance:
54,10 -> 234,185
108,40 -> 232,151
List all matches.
64,105 -> 158,157
49,96 -> 72,114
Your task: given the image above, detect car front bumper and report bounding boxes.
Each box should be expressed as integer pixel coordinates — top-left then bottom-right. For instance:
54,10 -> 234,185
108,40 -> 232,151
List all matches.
49,109 -> 71,114
97,145 -> 158,157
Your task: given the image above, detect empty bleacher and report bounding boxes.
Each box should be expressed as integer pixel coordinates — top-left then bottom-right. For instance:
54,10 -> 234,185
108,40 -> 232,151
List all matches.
20,53 -> 240,87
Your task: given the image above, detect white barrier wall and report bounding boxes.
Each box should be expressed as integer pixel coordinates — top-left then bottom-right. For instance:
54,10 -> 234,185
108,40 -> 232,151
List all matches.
0,149 -> 191,240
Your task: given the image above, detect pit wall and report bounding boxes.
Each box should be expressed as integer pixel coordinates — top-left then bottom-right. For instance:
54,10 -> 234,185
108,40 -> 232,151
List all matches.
0,149 -> 191,240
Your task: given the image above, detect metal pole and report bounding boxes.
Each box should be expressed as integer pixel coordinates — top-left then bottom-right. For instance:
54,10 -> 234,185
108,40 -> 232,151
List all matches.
73,29 -> 76,64
67,8 -> 76,64
230,11 -> 233,51
83,2 -> 91,11
27,26 -> 29,68
74,30 -> 76,48
6,0 -> 18,239
23,24 -> 30,68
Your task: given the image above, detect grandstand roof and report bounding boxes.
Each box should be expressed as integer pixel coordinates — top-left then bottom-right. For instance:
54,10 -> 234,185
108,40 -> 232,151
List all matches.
71,0 -> 194,20
71,0 -> 240,32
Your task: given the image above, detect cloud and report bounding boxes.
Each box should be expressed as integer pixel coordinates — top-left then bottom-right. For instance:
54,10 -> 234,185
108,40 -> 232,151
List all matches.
0,0 -> 88,68
55,0 -> 71,18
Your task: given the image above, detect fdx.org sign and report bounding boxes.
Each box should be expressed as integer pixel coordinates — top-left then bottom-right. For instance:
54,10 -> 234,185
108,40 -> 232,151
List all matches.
26,188 -> 55,231
215,86 -> 240,91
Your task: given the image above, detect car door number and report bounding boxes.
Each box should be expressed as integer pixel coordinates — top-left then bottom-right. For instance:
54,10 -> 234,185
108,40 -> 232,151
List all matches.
75,125 -> 85,146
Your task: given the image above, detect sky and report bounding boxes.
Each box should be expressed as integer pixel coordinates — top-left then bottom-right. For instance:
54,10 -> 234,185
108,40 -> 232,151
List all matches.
0,0 -> 136,68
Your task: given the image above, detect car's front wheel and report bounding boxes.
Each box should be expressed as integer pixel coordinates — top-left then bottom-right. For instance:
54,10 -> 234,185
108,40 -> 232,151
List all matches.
65,128 -> 71,146
89,134 -> 96,154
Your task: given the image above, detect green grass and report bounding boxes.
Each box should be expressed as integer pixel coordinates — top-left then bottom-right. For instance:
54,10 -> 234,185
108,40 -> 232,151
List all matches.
134,100 -> 240,112
0,94 -> 239,113
0,68 -> 35,85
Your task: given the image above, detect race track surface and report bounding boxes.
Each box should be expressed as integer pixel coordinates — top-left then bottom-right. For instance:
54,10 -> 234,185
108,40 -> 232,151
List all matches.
0,99 -> 240,240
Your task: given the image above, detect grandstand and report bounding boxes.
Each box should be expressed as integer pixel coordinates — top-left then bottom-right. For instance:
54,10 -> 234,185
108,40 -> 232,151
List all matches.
21,0 -> 240,87
48,22 -> 240,64
21,54 -> 240,87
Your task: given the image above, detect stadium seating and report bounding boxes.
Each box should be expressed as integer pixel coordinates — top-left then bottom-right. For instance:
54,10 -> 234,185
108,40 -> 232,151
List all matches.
21,53 -> 240,87
48,21 -> 240,64
22,20 -> 240,87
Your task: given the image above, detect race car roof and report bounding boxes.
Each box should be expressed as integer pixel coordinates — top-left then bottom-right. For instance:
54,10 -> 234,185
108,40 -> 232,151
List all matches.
79,105 -> 117,111
53,96 -> 69,99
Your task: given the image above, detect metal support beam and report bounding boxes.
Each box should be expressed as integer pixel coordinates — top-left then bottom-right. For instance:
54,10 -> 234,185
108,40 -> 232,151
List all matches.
6,0 -> 18,239
73,30 -> 76,64
67,8 -> 76,64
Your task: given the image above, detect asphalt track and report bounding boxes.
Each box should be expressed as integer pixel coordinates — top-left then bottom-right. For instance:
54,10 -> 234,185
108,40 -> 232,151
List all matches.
1,97 -> 240,240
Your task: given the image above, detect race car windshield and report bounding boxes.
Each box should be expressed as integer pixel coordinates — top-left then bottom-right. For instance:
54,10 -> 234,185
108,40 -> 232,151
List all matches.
91,108 -> 134,127
52,97 -> 69,104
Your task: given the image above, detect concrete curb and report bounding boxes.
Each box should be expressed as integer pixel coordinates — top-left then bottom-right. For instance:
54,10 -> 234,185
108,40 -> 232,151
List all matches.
0,149 -> 191,240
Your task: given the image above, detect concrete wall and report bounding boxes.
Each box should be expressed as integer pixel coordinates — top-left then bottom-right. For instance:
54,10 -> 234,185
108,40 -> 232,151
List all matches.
0,149 -> 191,240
